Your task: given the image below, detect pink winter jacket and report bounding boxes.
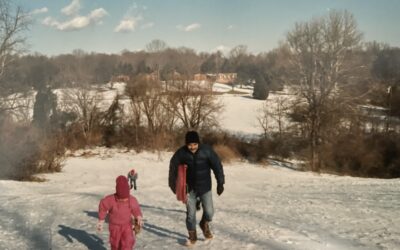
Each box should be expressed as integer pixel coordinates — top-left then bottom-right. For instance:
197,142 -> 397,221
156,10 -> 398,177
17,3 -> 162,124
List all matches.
98,194 -> 142,225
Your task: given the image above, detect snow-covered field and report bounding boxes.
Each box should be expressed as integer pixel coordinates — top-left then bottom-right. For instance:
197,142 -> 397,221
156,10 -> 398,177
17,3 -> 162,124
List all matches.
0,148 -> 399,250
1,84 -> 399,250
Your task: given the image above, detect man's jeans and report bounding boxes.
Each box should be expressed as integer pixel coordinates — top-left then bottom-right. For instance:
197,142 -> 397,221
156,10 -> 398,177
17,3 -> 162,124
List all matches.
186,190 -> 214,231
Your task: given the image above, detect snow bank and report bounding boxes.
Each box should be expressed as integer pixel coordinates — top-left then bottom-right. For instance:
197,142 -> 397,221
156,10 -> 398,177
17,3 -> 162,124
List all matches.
0,148 -> 399,249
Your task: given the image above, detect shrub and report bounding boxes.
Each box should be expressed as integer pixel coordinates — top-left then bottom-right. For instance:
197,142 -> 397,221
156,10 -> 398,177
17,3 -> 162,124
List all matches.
320,132 -> 400,178
0,121 -> 65,180
213,144 -> 239,163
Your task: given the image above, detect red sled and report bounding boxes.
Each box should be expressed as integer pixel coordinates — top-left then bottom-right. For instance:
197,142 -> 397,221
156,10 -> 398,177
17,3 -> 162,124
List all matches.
176,164 -> 187,204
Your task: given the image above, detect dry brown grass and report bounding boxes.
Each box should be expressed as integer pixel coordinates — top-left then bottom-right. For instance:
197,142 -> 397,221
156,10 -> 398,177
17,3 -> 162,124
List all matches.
213,144 -> 240,163
19,175 -> 47,182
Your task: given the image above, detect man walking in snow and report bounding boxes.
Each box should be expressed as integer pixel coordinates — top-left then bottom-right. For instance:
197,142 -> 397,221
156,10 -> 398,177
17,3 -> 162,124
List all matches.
169,131 -> 225,246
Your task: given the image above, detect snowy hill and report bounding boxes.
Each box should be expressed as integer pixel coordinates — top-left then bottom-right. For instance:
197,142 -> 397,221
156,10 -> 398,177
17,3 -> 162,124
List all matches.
0,148 -> 399,250
0,86 -> 399,250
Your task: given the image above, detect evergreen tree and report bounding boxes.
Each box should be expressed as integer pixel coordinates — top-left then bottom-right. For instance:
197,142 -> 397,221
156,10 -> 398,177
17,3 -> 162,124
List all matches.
32,87 -> 57,130
252,70 -> 270,100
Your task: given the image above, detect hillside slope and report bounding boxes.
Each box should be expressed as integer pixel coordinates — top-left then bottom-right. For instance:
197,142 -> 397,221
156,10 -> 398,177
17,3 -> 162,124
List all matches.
0,148 -> 399,250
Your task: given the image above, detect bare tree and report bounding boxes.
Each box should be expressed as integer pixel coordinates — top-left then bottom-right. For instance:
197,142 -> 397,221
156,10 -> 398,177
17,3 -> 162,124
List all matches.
60,86 -> 103,143
258,95 -> 291,139
229,45 -> 248,60
229,45 -> 249,90
286,10 -> 363,171
125,75 -> 177,149
257,101 -> 270,139
146,39 -> 167,53
0,0 -> 29,79
0,0 -> 29,118
166,79 -> 223,130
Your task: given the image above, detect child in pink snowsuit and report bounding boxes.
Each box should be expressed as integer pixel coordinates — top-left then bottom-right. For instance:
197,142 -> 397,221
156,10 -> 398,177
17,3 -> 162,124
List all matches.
97,175 -> 143,250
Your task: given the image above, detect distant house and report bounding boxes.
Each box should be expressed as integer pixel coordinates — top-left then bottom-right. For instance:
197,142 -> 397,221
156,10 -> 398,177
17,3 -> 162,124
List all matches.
194,73 -> 216,82
111,74 -> 130,83
143,70 -> 184,81
194,73 -> 237,84
143,72 -> 159,81
216,73 -> 237,84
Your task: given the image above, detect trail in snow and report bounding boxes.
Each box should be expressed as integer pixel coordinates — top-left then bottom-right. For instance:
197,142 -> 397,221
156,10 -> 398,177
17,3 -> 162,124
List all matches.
1,148 -> 399,250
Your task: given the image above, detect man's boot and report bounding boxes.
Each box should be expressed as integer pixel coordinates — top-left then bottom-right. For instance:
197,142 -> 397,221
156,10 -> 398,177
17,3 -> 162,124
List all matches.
187,230 -> 197,245
199,219 -> 213,239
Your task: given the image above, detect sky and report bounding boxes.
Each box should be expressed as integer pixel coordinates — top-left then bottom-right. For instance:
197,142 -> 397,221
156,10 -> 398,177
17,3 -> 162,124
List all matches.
15,0 -> 400,56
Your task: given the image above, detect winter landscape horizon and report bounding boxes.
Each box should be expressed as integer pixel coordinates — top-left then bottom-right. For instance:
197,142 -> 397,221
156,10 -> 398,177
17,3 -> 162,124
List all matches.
0,84 -> 399,249
1,0 -> 400,249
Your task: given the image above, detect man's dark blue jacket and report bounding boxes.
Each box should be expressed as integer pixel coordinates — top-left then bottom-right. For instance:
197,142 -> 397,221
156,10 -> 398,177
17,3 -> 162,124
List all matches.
169,144 -> 225,196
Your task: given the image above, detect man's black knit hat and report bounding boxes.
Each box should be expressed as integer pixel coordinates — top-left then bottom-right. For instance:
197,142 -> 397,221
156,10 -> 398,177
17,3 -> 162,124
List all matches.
185,131 -> 200,144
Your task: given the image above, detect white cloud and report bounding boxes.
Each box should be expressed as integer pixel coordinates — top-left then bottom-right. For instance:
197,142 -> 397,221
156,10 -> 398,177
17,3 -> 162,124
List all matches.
57,16 -> 90,31
114,17 -> 142,33
42,8 -> 108,31
31,7 -> 48,15
227,25 -> 234,30
42,17 -> 60,28
89,8 -> 108,22
141,22 -> 154,29
114,1 -> 150,33
177,23 -> 201,32
62,0 -> 81,16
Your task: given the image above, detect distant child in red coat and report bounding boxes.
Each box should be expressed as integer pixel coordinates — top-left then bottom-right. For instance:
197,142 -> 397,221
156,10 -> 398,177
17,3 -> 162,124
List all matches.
97,175 -> 143,250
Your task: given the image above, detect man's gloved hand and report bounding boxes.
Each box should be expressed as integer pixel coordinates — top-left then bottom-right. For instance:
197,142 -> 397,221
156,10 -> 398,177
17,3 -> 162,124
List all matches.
96,220 -> 104,232
169,183 -> 176,194
170,186 -> 176,194
217,184 -> 224,196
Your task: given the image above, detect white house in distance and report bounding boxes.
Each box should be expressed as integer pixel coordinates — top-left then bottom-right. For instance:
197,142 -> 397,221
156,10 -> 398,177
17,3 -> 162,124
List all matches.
194,73 -> 237,84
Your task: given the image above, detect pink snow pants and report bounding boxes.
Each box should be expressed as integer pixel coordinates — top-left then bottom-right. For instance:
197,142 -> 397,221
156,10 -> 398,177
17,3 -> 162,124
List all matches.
109,223 -> 135,250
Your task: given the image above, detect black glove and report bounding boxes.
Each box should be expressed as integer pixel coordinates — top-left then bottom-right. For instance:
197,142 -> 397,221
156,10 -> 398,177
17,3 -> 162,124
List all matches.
217,184 -> 224,196
171,185 -> 176,194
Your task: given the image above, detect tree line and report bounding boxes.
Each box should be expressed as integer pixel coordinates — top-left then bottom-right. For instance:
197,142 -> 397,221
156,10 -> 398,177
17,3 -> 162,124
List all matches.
0,44 -> 274,97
